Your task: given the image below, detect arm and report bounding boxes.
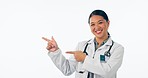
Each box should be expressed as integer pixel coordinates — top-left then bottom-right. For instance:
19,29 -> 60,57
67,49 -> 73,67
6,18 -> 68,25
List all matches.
42,36 -> 77,76
48,49 -> 77,76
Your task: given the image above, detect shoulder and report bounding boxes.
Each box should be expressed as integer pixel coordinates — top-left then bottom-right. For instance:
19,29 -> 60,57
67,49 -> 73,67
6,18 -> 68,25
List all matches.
78,38 -> 93,45
107,37 -> 124,51
112,41 -> 124,54
113,41 -> 124,49
77,40 -> 88,47
75,38 -> 93,50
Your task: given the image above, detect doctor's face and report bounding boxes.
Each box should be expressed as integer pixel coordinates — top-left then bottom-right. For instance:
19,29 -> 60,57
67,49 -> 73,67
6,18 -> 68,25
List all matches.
89,15 -> 109,39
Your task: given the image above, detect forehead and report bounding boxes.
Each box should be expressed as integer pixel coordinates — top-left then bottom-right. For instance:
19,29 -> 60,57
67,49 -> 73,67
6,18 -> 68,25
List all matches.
90,15 -> 104,22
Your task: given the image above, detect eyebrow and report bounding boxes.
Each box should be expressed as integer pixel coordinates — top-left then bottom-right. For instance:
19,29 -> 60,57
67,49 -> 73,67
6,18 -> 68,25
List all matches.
90,20 -> 103,24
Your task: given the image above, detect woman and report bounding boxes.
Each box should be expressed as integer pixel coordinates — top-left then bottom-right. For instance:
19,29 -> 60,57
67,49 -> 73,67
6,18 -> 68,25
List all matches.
42,9 -> 124,78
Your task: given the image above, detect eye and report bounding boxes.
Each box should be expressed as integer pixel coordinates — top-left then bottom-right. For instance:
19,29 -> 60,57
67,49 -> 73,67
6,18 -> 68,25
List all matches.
90,24 -> 95,26
98,21 -> 103,24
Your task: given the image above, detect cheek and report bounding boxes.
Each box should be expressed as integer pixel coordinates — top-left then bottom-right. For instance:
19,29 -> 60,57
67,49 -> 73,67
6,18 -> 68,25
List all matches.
90,27 -> 95,32
105,25 -> 109,30
102,24 -> 108,30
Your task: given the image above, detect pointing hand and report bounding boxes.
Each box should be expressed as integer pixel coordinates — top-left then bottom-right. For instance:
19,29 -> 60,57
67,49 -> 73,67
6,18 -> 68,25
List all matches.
66,51 -> 86,62
42,36 -> 59,52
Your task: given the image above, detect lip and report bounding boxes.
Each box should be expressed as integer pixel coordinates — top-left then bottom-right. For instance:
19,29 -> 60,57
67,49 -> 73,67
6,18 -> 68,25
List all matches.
95,29 -> 103,34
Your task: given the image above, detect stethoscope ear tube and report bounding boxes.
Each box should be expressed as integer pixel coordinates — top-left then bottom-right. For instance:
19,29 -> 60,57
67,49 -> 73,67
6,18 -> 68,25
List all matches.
104,40 -> 114,57
83,43 -> 89,55
83,40 -> 114,57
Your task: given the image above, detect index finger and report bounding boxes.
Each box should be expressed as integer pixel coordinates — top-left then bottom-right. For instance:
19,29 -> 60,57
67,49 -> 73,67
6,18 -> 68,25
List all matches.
66,51 -> 75,54
42,37 -> 50,42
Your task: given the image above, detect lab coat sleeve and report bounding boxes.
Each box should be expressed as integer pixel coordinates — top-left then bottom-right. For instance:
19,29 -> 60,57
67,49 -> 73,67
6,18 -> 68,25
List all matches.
82,44 -> 124,78
48,49 -> 77,76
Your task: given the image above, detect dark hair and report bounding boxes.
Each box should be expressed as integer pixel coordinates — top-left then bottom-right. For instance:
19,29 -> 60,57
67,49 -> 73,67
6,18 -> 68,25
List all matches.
88,10 -> 109,23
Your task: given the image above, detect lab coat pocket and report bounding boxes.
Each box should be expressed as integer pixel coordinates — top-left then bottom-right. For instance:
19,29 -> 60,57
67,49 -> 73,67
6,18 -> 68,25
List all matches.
76,62 -> 85,73
100,55 -> 110,63
75,71 -> 87,78
75,62 -> 87,78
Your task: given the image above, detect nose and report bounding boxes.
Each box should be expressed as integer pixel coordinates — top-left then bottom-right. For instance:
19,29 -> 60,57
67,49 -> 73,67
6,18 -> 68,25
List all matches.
94,23 -> 100,29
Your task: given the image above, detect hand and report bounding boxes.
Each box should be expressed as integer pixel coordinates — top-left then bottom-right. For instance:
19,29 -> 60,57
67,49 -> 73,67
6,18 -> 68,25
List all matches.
66,51 -> 86,62
42,36 -> 59,52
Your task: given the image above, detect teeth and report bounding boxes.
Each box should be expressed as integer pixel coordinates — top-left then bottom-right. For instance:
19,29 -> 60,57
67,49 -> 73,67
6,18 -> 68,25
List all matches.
96,30 -> 101,33
95,29 -> 102,34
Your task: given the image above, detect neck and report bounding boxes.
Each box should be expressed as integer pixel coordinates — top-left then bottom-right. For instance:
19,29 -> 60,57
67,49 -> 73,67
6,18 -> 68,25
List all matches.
95,33 -> 108,46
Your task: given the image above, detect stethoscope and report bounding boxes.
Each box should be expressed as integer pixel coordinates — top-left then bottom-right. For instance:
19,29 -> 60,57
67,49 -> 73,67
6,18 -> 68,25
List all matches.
83,40 -> 114,57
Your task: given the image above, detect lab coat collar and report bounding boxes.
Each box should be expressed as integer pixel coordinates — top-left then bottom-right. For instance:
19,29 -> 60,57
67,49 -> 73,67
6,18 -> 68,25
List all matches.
87,37 -> 113,46
105,37 -> 113,46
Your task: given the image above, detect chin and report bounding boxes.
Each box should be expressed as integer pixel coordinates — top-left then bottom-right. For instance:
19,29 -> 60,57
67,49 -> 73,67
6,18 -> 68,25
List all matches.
95,34 -> 103,38
93,32 -> 103,38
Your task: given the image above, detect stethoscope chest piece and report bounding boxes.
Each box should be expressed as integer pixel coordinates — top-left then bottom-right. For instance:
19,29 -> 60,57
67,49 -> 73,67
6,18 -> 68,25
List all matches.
100,51 -> 111,62
104,51 -> 111,57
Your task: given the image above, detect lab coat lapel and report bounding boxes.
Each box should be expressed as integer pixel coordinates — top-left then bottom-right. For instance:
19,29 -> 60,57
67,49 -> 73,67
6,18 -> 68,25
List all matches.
86,38 -> 95,56
97,37 -> 113,50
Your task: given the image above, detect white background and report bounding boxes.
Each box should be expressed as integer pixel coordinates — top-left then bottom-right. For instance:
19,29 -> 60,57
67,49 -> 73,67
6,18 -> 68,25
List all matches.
0,0 -> 148,78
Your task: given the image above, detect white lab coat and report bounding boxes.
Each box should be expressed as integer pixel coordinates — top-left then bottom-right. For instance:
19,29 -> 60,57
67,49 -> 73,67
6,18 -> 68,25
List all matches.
48,37 -> 124,78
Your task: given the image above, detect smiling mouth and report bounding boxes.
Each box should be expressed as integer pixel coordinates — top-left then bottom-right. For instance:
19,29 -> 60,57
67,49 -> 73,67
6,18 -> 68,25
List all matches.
95,29 -> 103,34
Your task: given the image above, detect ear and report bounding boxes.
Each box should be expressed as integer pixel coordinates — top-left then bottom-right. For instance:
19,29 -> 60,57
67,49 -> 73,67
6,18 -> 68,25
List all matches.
107,20 -> 110,26
106,21 -> 110,30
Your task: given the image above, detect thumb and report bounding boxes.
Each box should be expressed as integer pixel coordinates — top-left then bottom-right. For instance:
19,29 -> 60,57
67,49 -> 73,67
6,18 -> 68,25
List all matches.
51,36 -> 58,47
51,36 -> 56,42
